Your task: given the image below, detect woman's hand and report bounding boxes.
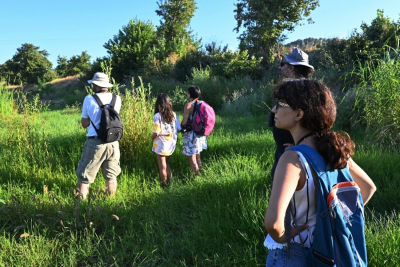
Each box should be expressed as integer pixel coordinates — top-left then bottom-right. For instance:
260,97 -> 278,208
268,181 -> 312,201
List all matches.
289,224 -> 309,240
151,132 -> 159,140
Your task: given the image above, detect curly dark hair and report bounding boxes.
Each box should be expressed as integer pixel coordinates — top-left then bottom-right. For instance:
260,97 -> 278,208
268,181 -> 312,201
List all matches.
272,79 -> 354,169
155,93 -> 174,124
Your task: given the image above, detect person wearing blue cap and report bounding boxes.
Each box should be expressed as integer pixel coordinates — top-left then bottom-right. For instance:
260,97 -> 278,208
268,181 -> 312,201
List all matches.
268,48 -> 315,178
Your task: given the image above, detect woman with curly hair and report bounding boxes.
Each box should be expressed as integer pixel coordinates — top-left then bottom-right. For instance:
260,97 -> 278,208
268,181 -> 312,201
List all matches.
264,79 -> 376,266
152,93 -> 182,187
269,48 -> 315,179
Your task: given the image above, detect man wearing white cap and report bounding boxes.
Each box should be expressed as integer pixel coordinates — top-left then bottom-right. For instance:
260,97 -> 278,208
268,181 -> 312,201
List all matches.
76,72 -> 122,199
269,48 -> 314,178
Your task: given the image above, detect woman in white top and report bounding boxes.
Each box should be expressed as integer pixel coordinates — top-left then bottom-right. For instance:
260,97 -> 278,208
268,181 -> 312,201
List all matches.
152,93 -> 181,187
264,79 -> 376,266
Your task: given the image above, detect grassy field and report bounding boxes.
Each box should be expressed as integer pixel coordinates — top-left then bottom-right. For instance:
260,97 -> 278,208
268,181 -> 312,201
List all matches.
0,107 -> 399,266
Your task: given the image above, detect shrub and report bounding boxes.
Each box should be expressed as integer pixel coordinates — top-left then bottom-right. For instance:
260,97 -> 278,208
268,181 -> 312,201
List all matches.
220,77 -> 275,117
173,49 -> 209,82
43,69 -> 59,82
353,49 -> 400,146
186,67 -> 229,110
149,78 -> 187,111
209,49 -> 263,80
119,77 -> 155,165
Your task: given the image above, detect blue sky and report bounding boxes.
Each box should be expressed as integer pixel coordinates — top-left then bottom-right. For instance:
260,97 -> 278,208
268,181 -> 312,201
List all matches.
1,0 -> 399,66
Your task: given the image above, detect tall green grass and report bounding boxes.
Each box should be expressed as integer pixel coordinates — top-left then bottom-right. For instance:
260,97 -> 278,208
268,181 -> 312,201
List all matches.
0,106 -> 398,266
0,81 -> 14,116
349,48 -> 400,146
119,77 -> 155,165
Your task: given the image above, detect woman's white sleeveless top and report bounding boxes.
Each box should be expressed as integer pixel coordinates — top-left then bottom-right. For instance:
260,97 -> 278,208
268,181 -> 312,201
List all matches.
264,151 -> 317,249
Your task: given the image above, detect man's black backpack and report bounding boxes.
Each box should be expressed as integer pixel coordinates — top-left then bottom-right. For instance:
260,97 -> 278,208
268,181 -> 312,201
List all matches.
90,94 -> 123,143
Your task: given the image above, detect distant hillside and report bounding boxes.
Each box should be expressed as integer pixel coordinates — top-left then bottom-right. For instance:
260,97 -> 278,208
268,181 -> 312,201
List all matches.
284,37 -> 328,51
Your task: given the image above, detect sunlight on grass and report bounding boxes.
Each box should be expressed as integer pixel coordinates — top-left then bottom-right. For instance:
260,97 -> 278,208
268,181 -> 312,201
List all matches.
0,105 -> 397,266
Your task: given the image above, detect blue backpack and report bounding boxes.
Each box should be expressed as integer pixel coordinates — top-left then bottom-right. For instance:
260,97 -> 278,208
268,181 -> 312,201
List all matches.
288,145 -> 367,267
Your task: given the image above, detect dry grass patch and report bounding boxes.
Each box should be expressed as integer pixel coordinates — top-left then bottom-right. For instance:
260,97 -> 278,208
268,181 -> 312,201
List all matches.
49,75 -> 80,88
6,75 -> 81,92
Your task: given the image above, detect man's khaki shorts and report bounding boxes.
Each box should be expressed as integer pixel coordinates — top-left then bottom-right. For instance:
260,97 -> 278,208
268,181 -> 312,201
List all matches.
76,138 -> 121,184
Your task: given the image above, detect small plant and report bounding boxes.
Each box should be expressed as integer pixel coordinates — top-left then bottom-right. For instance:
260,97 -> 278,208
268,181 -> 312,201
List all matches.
34,77 -> 55,97
62,101 -> 82,115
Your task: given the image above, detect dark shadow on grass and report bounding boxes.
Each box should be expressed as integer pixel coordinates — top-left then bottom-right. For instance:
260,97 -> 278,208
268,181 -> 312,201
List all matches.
0,173 -> 271,266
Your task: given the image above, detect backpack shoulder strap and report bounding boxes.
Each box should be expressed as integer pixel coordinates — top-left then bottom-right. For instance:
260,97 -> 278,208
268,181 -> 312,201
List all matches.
110,94 -> 117,109
288,145 -> 324,207
188,100 -> 197,117
194,101 -> 204,123
89,94 -> 105,134
195,100 -> 202,113
92,94 -> 105,108
288,145 -> 328,175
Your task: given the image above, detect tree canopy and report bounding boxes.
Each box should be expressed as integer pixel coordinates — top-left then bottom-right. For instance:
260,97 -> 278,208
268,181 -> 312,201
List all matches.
156,0 -> 198,49
234,0 -> 319,65
0,43 -> 53,85
56,51 -> 91,77
104,19 -> 157,81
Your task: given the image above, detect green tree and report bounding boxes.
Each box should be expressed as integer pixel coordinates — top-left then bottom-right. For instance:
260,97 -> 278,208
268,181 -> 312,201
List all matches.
310,10 -> 400,80
65,51 -> 91,76
361,9 -> 400,51
155,0 -> 200,56
55,56 -> 68,77
234,0 -> 319,65
56,52 -> 91,77
0,43 -> 53,84
104,19 -> 157,81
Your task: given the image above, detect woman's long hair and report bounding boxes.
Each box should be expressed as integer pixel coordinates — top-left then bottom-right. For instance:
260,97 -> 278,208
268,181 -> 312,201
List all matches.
155,93 -> 174,124
273,79 -> 354,169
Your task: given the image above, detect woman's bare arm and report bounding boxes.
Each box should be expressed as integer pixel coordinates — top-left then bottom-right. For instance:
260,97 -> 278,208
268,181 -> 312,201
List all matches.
264,151 -> 308,243
348,158 -> 376,205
